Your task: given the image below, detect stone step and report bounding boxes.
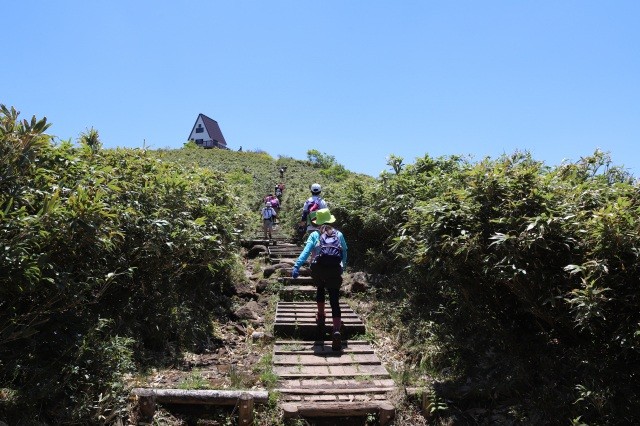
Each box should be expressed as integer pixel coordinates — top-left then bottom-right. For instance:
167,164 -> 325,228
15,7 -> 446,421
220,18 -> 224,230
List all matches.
278,277 -> 314,285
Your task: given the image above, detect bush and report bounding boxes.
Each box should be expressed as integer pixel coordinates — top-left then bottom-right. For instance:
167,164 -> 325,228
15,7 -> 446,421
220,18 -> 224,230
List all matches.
351,151 -> 640,424
0,105 -> 243,423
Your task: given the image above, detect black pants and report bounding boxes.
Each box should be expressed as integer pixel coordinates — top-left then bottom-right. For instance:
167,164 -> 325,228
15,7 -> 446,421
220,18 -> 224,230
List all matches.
310,263 -> 342,318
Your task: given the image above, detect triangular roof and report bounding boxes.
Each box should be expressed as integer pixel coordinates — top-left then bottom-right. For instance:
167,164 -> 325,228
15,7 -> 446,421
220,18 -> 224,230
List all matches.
188,113 -> 227,148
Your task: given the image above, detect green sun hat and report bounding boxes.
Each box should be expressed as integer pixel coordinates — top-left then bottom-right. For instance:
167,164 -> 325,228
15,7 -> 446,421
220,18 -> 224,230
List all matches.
312,208 -> 336,225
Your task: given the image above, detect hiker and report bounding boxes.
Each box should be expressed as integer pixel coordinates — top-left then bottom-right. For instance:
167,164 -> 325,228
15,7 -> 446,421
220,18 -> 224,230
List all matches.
279,167 -> 286,179
291,208 -> 347,351
300,183 -> 328,232
261,201 -> 277,240
274,183 -> 284,200
269,194 -> 280,211
264,193 -> 279,210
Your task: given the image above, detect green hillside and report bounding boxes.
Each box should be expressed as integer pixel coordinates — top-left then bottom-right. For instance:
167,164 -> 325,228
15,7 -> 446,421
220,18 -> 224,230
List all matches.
154,146 -> 374,239
2,105 -> 639,425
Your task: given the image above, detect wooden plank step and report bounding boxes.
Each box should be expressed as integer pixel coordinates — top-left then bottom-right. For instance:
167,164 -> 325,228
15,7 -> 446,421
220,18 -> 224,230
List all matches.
268,250 -> 300,257
275,339 -> 372,345
241,239 -> 278,247
276,302 -> 353,308
274,364 -> 389,378
274,301 -> 366,338
276,305 -> 358,318
268,245 -> 300,251
268,251 -> 300,256
275,349 -> 374,355
276,387 -> 394,395
281,401 -> 395,424
279,285 -> 316,293
269,254 -> 300,259
282,341 -> 368,352
275,318 -> 361,326
276,304 -> 356,312
274,353 -> 380,365
275,314 -> 361,322
280,394 -> 391,402
272,324 -> 366,338
268,253 -> 300,258
274,321 -> 361,328
274,340 -> 375,355
277,378 -> 396,390
279,286 -> 316,301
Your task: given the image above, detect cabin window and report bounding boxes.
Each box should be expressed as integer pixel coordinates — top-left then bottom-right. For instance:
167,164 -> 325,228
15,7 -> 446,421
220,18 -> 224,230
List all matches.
195,124 -> 204,133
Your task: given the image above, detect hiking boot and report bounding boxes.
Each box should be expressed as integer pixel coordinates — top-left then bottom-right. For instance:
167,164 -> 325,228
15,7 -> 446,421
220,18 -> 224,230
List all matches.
331,331 -> 342,351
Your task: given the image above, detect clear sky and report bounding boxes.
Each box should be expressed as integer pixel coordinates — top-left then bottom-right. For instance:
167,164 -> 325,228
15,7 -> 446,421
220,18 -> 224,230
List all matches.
4,1 -> 639,177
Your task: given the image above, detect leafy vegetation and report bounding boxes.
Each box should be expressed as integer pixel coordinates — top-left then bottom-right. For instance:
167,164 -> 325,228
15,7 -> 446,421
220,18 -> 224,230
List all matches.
155,147 -> 369,238
2,102 -> 638,425
0,105 -> 243,422
336,150 -> 640,424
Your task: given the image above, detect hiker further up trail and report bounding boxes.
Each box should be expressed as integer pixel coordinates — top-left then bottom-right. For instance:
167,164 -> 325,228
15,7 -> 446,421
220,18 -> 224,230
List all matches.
292,208 -> 348,351
274,183 -> 285,201
264,193 -> 280,212
261,201 -> 277,240
299,183 -> 328,232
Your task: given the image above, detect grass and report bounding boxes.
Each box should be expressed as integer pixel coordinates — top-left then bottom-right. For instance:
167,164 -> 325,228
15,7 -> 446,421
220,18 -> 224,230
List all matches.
177,370 -> 211,390
229,365 -> 254,389
354,374 -> 373,382
279,343 -> 304,351
349,331 -> 376,342
254,353 -> 279,389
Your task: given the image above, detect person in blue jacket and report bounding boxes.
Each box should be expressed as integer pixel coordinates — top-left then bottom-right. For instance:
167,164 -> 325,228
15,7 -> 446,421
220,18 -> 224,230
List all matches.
291,208 -> 348,351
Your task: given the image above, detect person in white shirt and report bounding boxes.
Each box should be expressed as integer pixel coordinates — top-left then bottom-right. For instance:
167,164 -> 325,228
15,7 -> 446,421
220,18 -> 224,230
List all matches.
299,183 -> 328,232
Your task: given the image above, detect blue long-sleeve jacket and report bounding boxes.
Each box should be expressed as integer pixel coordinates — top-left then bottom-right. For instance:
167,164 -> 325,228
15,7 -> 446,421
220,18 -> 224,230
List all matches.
294,229 -> 347,269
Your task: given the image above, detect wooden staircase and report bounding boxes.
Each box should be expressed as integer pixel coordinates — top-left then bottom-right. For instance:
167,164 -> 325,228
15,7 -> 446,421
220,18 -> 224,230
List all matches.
266,239 -> 396,424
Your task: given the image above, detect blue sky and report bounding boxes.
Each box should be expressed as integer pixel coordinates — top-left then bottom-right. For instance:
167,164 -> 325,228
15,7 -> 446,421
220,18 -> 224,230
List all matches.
4,1 -> 639,177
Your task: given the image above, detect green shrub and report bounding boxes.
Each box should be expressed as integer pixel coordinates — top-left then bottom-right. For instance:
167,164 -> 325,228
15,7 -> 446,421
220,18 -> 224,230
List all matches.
0,105 -> 243,423
358,150 -> 640,424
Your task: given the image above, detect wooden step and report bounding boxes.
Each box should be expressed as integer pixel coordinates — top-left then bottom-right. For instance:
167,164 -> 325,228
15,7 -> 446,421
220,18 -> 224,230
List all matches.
274,302 -> 366,339
278,282 -> 348,301
268,251 -> 301,259
268,246 -> 300,253
278,277 -> 314,285
276,377 -> 395,391
273,338 -> 395,424
274,340 -> 375,355
274,363 -> 390,378
279,285 -> 317,301
241,238 -> 278,247
281,401 -> 395,425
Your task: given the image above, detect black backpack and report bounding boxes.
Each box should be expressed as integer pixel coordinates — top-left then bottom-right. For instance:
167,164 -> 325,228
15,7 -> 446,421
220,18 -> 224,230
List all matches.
314,229 -> 342,265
